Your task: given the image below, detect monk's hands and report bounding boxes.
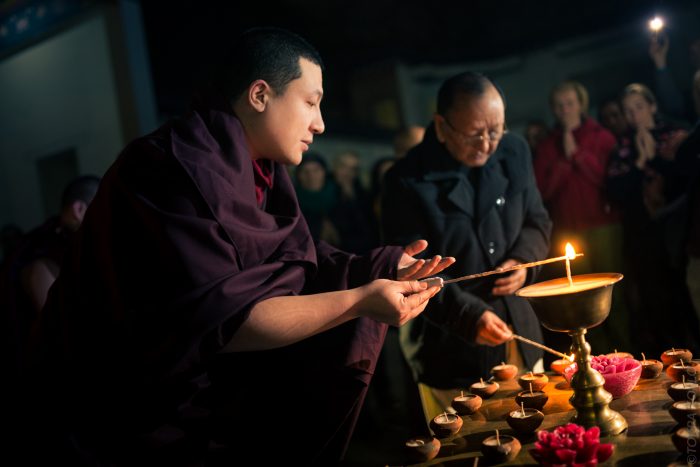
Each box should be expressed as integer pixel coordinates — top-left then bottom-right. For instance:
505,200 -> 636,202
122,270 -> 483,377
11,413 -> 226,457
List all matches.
397,239 -> 455,281
475,310 -> 512,346
356,279 -> 440,327
492,259 -> 526,296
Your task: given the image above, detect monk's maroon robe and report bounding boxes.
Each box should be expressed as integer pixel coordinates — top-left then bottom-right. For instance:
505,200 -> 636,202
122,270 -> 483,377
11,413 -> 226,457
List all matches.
32,105 -> 402,465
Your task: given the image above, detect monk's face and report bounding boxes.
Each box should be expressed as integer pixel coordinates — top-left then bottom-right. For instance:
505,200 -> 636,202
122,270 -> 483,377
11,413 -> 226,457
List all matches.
260,58 -> 325,165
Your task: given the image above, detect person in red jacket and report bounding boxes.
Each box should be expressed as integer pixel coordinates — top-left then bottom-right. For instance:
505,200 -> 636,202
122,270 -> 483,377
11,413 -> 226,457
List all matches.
534,80 -> 628,353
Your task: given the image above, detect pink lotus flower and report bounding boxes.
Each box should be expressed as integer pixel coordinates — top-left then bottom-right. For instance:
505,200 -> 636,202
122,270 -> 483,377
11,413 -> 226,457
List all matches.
529,423 -> 614,466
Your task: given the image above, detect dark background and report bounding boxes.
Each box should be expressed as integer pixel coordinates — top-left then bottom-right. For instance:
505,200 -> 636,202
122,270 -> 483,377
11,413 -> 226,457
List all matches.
141,0 -> 700,121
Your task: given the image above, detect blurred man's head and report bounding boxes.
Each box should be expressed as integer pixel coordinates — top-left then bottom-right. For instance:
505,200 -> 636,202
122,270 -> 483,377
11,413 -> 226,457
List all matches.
434,72 -> 506,168
393,126 -> 425,158
333,152 -> 361,188
60,175 -> 100,231
524,120 -> 548,153
599,99 -> 628,137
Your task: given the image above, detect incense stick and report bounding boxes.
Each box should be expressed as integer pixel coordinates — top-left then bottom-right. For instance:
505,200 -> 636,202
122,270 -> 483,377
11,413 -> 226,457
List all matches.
511,334 -> 569,359
440,253 -> 583,285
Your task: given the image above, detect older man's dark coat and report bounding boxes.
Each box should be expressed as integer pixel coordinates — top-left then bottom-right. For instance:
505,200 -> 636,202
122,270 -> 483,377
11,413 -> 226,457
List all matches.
382,124 -> 551,388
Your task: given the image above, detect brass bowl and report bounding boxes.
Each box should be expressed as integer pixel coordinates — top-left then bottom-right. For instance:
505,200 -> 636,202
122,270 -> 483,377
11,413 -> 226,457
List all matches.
516,273 -> 623,332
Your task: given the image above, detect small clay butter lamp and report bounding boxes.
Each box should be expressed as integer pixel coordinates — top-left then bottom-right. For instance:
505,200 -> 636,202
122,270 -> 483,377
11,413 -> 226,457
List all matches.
667,376 -> 700,402
672,423 -> 700,456
640,352 -> 663,379
666,359 -> 700,383
605,349 -> 634,360
518,371 -> 548,392
404,436 -> 441,463
451,390 -> 482,415
470,378 -> 499,399
669,396 -> 700,425
550,356 -> 574,375
661,348 -> 693,367
491,361 -> 518,381
481,429 -> 521,463
516,382 -> 548,410
507,402 -> 544,434
430,411 -> 463,438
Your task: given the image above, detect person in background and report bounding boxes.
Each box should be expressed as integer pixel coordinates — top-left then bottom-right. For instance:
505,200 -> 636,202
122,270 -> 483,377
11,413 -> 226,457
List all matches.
26,28 -> 451,466
534,81 -> 627,354
382,71 -> 551,423
607,82 -> 697,355
0,174 -> 100,346
394,125 -> 426,158
648,32 -> 700,124
0,175 -> 99,464
0,223 -> 23,265
524,119 -> 548,156
599,98 -> 629,140
329,151 -> 376,253
666,70 -> 700,342
294,151 -> 339,244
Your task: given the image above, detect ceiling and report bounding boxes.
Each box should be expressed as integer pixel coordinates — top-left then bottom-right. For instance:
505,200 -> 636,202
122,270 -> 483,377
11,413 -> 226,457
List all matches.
141,0 -> 700,117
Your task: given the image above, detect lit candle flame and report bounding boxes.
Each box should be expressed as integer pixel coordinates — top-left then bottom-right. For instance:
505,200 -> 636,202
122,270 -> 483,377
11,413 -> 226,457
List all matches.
564,243 -> 575,286
565,243 -> 576,259
649,16 -> 664,32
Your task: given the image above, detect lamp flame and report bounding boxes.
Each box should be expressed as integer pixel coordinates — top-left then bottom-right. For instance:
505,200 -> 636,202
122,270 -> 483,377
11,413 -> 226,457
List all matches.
565,243 -> 576,260
649,16 -> 664,32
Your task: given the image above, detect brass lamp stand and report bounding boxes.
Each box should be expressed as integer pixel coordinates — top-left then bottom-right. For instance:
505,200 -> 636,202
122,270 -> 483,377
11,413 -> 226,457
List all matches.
516,273 -> 627,436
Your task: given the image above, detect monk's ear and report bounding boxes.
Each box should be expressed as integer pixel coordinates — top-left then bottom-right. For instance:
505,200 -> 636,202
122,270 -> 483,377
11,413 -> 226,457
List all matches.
247,79 -> 272,113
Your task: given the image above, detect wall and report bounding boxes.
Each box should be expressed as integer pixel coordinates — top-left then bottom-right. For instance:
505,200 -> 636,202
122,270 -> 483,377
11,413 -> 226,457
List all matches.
0,3 -> 156,231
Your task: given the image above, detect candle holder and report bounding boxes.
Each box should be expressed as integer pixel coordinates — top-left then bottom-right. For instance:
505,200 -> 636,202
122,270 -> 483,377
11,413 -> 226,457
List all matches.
404,436 -> 441,463
515,389 -> 548,410
669,399 -> 700,425
661,348 -> 693,367
667,380 -> 700,402
516,272 -> 627,436
429,412 -> 463,438
666,360 -> 700,383
490,362 -> 518,381
470,378 -> 499,399
517,372 -> 548,391
451,392 -> 482,415
640,358 -> 663,379
551,358 -> 573,375
480,432 -> 521,463
507,406 -> 544,434
672,424 -> 700,456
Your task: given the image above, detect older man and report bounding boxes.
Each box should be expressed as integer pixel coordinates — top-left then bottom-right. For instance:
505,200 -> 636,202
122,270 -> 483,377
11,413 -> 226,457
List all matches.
382,72 -> 551,419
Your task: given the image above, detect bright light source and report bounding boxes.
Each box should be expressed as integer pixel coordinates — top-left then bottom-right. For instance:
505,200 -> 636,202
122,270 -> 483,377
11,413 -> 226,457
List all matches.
649,16 -> 664,32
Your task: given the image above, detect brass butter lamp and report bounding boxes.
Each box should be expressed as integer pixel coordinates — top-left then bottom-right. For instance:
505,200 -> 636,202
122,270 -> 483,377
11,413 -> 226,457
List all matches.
516,271 -> 626,435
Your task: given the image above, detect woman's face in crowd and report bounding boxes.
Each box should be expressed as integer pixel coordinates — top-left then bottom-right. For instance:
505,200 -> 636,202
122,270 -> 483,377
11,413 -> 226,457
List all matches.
297,161 -> 326,191
622,93 -> 657,131
552,89 -> 582,128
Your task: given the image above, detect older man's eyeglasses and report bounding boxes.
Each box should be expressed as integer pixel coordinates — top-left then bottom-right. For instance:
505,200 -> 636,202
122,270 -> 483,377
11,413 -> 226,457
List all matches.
442,117 -> 507,146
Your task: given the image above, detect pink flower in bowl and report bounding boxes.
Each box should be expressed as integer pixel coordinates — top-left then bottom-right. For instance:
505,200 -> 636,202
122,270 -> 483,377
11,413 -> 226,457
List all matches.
530,423 -> 614,466
563,355 -> 642,398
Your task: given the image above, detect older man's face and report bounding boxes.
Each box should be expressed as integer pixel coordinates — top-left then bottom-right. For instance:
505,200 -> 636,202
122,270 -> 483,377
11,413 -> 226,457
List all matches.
435,85 -> 506,168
